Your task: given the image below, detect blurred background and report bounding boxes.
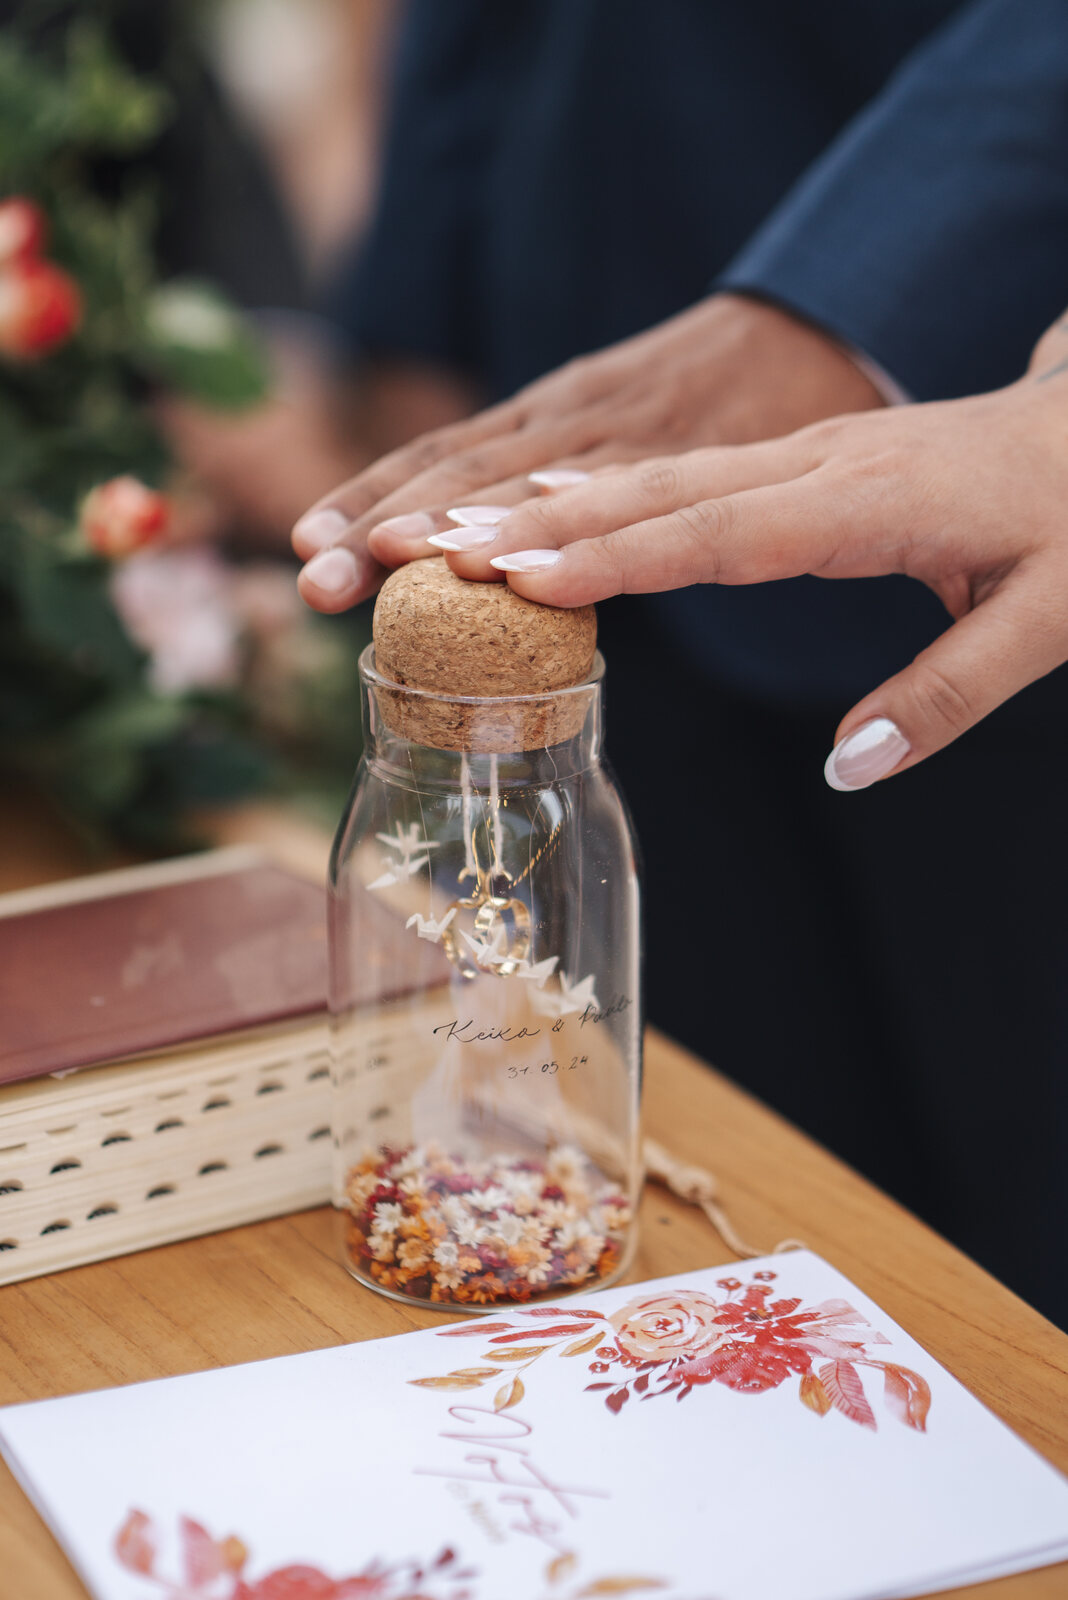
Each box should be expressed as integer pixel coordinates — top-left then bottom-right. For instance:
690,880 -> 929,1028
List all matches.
0,0 -> 416,863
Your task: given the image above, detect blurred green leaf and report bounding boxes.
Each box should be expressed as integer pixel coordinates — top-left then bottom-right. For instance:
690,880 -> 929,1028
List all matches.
140,280 -> 269,409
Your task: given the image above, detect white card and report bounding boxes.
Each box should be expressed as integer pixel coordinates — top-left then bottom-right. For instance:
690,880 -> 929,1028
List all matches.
2,1250 -> 1067,1600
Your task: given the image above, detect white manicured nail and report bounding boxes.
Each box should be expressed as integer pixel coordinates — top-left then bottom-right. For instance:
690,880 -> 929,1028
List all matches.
446,505 -> 511,527
292,507 -> 349,552
427,527 -> 498,552
490,548 -> 562,573
529,469 -> 590,488
301,547 -> 360,594
824,717 -> 911,791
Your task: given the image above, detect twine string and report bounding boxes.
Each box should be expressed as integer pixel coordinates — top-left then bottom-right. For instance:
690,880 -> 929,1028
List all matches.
642,1137 -> 805,1259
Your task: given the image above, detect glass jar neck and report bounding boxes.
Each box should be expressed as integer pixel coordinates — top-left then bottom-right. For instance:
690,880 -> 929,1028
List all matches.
359,645 -> 604,787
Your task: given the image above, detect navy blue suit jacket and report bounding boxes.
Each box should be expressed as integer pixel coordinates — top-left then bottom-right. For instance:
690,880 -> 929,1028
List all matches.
337,0 -> 1068,706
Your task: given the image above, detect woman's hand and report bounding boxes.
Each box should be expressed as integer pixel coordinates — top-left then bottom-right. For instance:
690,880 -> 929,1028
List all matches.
291,294 -> 883,610
429,312 -> 1068,787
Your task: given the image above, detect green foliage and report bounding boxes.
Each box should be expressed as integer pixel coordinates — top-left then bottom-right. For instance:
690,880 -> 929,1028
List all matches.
141,281 -> 271,410
0,21 -> 170,181
0,14 -> 332,852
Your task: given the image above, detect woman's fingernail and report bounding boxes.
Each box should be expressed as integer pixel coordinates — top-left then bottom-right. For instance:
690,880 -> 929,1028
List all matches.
292,507 -> 349,552
446,505 -> 511,527
372,511 -> 437,540
490,548 -> 562,573
529,469 -> 590,489
301,547 -> 361,594
824,717 -> 911,791
427,528 -> 498,552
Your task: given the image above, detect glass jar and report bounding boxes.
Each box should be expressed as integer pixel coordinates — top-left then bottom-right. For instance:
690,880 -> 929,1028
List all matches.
329,645 -> 641,1311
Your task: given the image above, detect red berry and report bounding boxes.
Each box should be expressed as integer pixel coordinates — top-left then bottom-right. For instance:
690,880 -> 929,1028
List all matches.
0,257 -> 81,358
81,476 -> 170,558
589,1360 -> 609,1373
0,198 -> 47,265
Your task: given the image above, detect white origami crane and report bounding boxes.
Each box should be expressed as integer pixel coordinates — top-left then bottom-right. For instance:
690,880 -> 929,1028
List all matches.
513,953 -> 559,988
405,906 -> 457,944
530,971 -> 600,1018
459,922 -> 512,970
369,822 -> 440,890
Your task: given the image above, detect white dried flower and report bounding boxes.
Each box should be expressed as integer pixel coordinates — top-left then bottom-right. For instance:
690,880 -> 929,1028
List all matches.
372,1202 -> 404,1233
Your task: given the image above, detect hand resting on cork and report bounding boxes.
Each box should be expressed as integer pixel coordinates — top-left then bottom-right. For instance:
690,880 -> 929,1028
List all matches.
297,304 -> 1068,792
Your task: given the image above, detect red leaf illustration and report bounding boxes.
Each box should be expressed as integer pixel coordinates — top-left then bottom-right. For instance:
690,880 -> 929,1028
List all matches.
882,1363 -> 931,1432
114,1509 -> 157,1576
520,1306 -> 604,1319
440,1321 -> 513,1337
799,1370 -> 832,1416
181,1516 -> 225,1586
490,1324 -> 592,1342
606,1387 -> 630,1414
819,1360 -> 876,1430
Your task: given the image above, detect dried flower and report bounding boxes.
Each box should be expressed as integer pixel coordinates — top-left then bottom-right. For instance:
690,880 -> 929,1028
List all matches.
343,1146 -> 628,1306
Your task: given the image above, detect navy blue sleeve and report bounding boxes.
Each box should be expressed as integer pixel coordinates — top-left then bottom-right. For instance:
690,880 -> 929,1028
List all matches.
719,0 -> 1068,399
327,0 -> 520,377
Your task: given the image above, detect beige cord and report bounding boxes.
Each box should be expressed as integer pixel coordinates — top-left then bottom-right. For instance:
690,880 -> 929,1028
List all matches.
642,1137 -> 805,1260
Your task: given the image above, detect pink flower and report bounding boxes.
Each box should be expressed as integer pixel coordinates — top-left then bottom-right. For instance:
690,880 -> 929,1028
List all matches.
82,476 -> 170,558
110,547 -> 241,693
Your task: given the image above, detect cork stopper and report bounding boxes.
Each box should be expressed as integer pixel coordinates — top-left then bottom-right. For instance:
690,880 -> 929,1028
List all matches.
371,558 -> 597,752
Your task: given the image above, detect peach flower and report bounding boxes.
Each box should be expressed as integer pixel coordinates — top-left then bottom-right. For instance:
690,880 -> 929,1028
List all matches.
609,1289 -> 729,1364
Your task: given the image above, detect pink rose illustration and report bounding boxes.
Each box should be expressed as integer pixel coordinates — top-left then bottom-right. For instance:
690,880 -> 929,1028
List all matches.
608,1290 -> 729,1364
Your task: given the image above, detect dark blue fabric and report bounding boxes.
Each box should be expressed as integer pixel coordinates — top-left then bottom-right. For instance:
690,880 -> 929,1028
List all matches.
336,0 -> 1068,708
721,0 -> 1068,401
341,0 -> 971,395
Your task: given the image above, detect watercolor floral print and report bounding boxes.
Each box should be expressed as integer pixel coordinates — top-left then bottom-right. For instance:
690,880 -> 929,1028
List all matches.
412,1268 -> 932,1432
114,1510 -> 478,1600
114,1512 -> 673,1600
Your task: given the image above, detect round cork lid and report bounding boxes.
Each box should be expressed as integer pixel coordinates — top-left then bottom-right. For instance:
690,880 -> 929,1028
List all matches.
371,558 -> 597,751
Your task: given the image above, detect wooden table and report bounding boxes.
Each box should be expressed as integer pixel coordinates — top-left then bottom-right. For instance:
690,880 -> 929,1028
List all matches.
1,806 -> 1067,1598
